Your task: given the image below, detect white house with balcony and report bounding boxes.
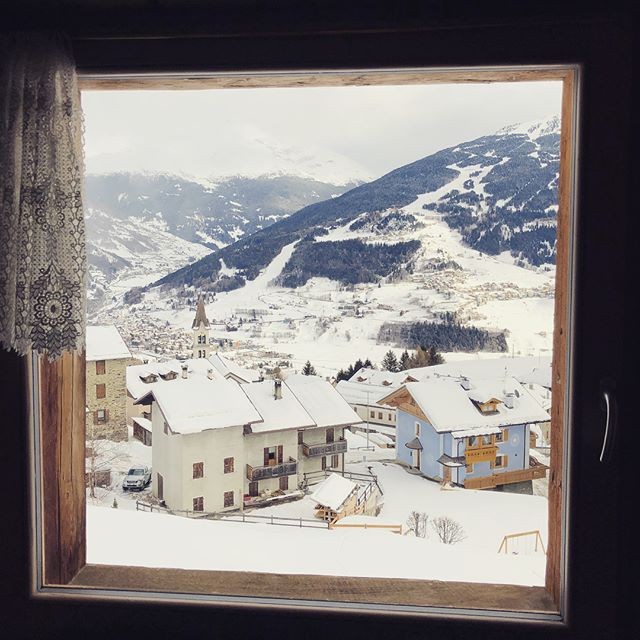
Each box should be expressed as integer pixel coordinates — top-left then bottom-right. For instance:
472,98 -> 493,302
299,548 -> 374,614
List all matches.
135,374 -> 363,513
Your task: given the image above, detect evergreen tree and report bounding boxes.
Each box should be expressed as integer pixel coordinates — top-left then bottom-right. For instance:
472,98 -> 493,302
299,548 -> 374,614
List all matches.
302,360 -> 317,376
428,346 -> 445,365
400,350 -> 411,370
381,350 -> 400,372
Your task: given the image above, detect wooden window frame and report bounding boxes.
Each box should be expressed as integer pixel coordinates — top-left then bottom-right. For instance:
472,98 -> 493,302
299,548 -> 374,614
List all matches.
20,40 -> 628,632
223,457 -> 234,474
192,462 -> 204,479
223,491 -> 234,508
193,496 -> 204,512
95,383 -> 106,400
95,360 -> 105,375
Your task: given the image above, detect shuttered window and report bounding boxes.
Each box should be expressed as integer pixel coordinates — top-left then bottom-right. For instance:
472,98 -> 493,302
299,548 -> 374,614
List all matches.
193,462 -> 204,479
223,491 -> 234,508
96,383 -> 106,399
95,360 -> 106,375
223,457 -> 234,474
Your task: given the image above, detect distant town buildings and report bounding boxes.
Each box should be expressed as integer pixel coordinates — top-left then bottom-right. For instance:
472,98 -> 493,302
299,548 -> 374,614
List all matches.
86,325 -> 136,441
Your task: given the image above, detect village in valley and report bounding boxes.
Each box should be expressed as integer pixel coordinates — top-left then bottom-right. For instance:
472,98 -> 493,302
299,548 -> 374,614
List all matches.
86,294 -> 553,587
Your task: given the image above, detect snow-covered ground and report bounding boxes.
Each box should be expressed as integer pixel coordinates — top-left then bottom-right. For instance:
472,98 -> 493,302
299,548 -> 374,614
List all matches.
87,430 -> 548,586
88,456 -> 547,586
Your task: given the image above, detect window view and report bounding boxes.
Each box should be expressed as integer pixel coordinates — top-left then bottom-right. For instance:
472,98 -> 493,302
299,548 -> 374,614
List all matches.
82,81 -> 561,588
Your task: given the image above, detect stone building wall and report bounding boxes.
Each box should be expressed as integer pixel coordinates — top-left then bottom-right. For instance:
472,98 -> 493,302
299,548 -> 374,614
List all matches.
86,357 -> 136,441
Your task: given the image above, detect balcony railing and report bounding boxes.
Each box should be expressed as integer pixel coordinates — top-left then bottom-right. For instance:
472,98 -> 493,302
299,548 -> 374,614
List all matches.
302,438 -> 347,458
246,457 -> 298,481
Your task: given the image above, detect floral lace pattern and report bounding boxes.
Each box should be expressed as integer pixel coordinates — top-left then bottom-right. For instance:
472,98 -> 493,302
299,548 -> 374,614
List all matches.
0,34 -> 86,359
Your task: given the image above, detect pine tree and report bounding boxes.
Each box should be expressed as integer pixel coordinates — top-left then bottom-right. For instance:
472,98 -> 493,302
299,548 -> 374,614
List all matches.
400,350 -> 411,370
302,360 -> 317,376
381,350 -> 399,372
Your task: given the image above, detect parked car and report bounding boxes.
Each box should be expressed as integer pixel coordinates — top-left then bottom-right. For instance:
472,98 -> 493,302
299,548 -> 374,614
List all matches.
122,465 -> 151,491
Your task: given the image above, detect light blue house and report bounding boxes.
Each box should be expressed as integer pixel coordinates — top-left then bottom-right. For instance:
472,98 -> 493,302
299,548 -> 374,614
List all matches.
379,376 -> 550,489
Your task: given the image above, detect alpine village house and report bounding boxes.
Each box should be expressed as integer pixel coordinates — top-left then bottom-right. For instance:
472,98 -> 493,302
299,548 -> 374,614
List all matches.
86,325 -> 135,441
379,375 -> 550,490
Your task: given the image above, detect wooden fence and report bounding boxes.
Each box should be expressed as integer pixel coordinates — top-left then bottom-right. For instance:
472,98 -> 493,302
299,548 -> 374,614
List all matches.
135,500 -> 328,529
329,522 -> 402,534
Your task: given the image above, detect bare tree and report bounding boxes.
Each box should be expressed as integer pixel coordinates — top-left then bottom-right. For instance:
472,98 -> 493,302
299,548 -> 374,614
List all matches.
405,510 -> 429,537
431,516 -> 467,544
86,423 -> 126,499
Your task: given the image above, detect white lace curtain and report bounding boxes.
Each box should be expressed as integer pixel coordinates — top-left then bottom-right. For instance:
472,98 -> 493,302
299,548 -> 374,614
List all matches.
0,33 -> 86,359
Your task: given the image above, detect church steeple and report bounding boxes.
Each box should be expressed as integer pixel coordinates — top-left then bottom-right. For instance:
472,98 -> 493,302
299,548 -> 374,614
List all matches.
192,295 -> 211,359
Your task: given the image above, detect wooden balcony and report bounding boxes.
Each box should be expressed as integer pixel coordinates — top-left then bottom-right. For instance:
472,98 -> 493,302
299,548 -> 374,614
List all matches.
246,457 -> 297,481
464,457 -> 549,490
302,438 -> 347,458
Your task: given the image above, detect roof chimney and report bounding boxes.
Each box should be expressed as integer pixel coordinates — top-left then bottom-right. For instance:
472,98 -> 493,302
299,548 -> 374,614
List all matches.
274,379 -> 282,400
504,392 -> 515,409
181,363 -> 188,379
460,376 -> 472,390
207,368 -> 214,380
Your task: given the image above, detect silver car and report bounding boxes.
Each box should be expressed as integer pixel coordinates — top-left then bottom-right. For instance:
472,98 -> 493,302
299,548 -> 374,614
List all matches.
122,465 -> 151,491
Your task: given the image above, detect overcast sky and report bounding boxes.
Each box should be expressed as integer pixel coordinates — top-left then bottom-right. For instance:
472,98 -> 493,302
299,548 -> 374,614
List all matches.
82,81 -> 562,185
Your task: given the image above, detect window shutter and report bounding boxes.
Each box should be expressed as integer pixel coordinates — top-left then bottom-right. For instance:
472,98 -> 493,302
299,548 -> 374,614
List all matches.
93,411 -> 98,425
105,409 -> 109,422
263,448 -> 269,466
277,445 -> 283,463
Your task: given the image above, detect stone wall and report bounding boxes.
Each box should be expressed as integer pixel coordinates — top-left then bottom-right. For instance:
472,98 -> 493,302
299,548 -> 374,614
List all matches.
86,357 -> 136,441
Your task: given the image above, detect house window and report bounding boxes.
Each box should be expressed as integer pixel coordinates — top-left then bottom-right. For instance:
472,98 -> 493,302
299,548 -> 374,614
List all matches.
494,455 -> 508,469
326,428 -> 334,443
415,422 -> 420,437
95,360 -> 105,375
192,496 -> 204,512
223,491 -> 234,508
223,457 -> 234,474
331,454 -> 339,468
94,409 -> 107,424
467,435 -> 478,448
95,383 -> 106,399
388,413 -> 393,421
279,476 -> 288,491
193,462 -> 204,479
321,456 -> 327,471
370,410 -> 375,418
481,435 -> 493,446
264,446 -> 281,466
297,430 -> 303,445
248,481 -> 259,497
495,429 -> 506,443
378,411 -> 383,420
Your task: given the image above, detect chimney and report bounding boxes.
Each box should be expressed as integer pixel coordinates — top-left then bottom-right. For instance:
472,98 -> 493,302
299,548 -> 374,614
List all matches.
207,368 -> 214,380
274,379 -> 282,400
504,392 -> 515,409
460,376 -> 472,390
181,364 -> 188,379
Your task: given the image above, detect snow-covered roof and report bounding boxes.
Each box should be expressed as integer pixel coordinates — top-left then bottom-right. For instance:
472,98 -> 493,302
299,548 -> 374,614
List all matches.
86,325 -> 132,362
384,376 -> 550,434
208,352 -> 262,383
335,380 -> 393,408
136,379 -> 263,435
242,380 -> 315,433
131,416 -> 152,432
127,358 -> 224,401
285,374 -> 364,428
312,473 -> 358,511
349,356 -> 552,392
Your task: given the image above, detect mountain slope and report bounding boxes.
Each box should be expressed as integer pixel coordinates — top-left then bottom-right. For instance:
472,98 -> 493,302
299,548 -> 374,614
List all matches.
153,116 -> 559,295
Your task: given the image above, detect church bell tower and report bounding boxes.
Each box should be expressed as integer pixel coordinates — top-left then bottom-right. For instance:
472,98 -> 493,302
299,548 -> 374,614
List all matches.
192,295 -> 211,359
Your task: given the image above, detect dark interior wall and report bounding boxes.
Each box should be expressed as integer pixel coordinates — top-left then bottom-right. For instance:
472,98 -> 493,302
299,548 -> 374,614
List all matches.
1,2 -> 637,639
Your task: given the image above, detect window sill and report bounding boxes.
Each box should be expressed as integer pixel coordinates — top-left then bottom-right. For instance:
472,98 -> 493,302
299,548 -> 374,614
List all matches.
60,565 -> 559,617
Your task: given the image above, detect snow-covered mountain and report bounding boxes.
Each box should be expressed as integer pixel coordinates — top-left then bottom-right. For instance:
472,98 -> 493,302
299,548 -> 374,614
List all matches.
153,115 -> 560,296
84,173 -> 358,314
